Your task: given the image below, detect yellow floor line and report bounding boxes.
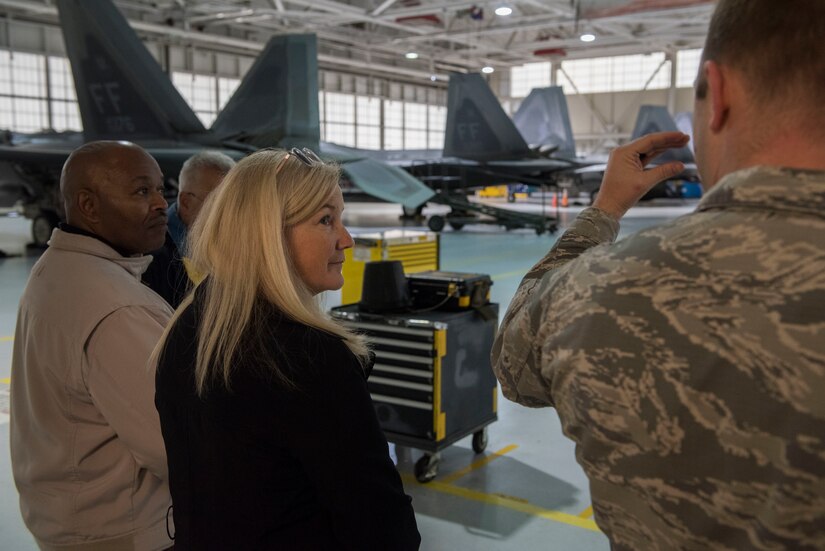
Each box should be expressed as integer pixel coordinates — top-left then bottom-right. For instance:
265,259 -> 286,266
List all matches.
0,336 -> 13,343
402,474 -> 601,533
439,444 -> 518,484
0,378 -> 10,385
578,505 -> 594,518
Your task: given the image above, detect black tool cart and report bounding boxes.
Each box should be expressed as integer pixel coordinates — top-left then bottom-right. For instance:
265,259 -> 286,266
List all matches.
330,303 -> 499,482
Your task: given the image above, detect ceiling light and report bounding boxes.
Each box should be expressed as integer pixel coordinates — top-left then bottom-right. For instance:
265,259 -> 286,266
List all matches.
494,6 -> 513,16
580,33 -> 596,42
482,66 -> 495,74
405,52 -> 419,59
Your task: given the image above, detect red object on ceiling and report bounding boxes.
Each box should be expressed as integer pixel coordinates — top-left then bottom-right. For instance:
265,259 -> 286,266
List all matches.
534,48 -> 567,57
580,0 -> 713,18
396,14 -> 442,25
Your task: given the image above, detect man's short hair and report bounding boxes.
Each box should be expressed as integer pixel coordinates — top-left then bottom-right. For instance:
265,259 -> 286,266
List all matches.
699,0 -> 825,112
178,151 -> 236,192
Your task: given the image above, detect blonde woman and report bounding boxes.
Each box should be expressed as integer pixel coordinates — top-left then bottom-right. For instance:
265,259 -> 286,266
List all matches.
154,148 -> 420,550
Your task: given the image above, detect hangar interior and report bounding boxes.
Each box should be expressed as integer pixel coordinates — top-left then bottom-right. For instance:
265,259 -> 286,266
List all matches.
0,1 -> 714,549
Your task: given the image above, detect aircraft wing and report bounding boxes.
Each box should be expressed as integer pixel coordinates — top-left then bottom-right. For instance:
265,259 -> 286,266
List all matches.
339,158 -> 435,209
574,161 -> 699,182
0,145 -> 72,166
486,158 -> 578,171
317,142 -> 434,208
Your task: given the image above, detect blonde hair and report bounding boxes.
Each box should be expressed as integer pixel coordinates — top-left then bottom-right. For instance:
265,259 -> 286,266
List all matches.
153,149 -> 368,395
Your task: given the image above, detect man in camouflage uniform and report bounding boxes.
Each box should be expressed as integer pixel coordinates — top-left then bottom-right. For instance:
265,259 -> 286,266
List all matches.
492,0 -> 825,549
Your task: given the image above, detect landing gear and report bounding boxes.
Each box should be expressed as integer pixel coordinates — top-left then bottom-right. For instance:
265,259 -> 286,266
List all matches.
401,204 -> 424,220
427,215 -> 445,232
428,192 -> 557,235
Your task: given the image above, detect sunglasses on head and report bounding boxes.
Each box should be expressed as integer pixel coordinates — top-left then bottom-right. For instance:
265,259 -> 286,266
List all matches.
274,147 -> 322,175
290,147 -> 322,166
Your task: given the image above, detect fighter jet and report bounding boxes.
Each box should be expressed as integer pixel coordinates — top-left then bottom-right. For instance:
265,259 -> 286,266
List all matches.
364,73 -> 580,194
512,85 -> 609,200
0,0 -> 433,246
626,104 -> 699,198
206,33 -> 434,211
582,104 -> 700,199
513,85 -> 578,160
515,88 -> 699,201
203,41 -> 559,233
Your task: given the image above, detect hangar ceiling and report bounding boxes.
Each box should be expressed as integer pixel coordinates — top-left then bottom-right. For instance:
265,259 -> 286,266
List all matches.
0,0 -> 714,83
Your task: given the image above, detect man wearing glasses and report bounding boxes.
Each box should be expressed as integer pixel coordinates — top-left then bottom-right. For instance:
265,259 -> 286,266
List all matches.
143,151 -> 235,307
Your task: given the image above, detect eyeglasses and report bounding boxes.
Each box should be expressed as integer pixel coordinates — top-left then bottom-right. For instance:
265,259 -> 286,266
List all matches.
275,147 -> 323,175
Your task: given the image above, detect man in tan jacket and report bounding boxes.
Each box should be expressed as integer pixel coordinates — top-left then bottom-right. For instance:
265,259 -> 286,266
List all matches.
11,141 -> 174,550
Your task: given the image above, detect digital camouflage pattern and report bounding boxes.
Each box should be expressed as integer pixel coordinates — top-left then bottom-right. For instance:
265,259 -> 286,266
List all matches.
492,166 -> 825,550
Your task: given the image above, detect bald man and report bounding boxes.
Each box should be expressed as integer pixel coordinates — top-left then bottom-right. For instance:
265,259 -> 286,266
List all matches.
143,151 -> 235,307
10,141 -> 174,550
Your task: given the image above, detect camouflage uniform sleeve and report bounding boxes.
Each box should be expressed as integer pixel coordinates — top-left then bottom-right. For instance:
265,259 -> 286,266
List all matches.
492,207 -> 619,408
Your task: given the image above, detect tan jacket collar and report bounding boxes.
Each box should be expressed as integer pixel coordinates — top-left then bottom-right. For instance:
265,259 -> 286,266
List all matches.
47,229 -> 154,280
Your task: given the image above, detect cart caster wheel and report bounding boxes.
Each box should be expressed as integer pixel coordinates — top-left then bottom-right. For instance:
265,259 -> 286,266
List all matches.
414,453 -> 440,483
448,221 -> 464,231
472,429 -> 488,454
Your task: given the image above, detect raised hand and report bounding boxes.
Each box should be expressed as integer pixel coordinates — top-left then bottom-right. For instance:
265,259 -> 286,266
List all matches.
593,131 -> 690,220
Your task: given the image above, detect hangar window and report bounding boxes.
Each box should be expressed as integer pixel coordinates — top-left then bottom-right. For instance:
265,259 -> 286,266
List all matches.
172,72 -> 218,126
318,91 -> 325,138
318,90 -> 445,151
217,77 -> 241,109
511,62 -> 552,98
558,53 -> 670,94
48,57 -> 81,131
324,92 -> 356,147
383,100 -> 404,150
0,50 -> 49,132
676,49 -> 703,88
428,105 -> 446,150
404,103 -> 428,149
356,96 -> 381,150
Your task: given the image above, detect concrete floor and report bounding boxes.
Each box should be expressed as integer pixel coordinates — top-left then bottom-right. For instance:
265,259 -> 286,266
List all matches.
0,199 -> 695,550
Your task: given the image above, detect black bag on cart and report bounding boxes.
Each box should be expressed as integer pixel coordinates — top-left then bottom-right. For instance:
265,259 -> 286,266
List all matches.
406,271 -> 492,312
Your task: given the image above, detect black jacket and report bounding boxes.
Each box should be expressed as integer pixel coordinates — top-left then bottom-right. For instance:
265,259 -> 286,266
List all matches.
155,289 -> 420,550
142,232 -> 189,308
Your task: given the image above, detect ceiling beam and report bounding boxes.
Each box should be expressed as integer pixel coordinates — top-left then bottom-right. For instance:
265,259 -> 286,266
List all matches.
370,0 -> 400,17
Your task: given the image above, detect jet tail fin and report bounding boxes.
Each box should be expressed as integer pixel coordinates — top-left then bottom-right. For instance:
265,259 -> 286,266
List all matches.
210,34 -> 320,150
443,73 -> 531,161
631,105 -> 695,163
56,0 -> 208,142
513,86 -> 577,158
